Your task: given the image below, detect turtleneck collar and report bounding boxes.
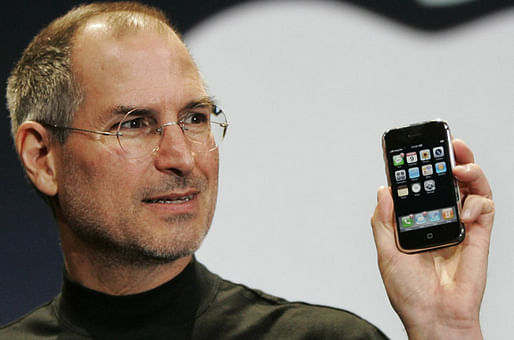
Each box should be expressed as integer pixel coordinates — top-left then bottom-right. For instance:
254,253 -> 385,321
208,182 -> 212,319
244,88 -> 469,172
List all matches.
56,257 -> 219,338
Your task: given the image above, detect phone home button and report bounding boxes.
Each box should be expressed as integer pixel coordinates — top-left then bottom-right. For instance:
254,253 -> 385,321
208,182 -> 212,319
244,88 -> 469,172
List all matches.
426,232 -> 434,240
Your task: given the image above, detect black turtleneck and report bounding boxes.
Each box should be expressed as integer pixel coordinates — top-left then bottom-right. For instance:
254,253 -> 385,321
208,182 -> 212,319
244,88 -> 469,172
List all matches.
1,258 -> 389,339
57,258 -> 218,339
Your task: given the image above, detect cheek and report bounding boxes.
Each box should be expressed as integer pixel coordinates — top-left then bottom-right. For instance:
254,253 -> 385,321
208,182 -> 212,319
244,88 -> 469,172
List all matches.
94,158 -> 152,200
200,152 -> 220,214
197,151 -> 219,186
59,144 -> 146,203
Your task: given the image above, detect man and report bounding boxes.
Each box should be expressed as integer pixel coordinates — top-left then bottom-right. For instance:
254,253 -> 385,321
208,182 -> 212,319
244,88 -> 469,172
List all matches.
2,2 -> 494,339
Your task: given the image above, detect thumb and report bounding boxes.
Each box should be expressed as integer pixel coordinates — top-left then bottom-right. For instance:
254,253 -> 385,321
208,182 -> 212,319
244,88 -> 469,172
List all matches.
371,186 -> 396,255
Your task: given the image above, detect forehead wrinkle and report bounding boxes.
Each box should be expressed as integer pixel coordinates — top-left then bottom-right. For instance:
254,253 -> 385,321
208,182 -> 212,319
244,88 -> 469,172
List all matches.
130,95 -> 216,114
100,96 -> 215,122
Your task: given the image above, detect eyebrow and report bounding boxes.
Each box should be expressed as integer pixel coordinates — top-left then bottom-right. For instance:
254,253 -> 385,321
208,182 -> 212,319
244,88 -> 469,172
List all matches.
111,106 -> 140,116
108,96 -> 217,117
184,96 -> 217,110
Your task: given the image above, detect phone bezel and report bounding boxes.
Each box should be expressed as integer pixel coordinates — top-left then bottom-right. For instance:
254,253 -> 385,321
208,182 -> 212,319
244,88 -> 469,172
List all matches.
382,120 -> 465,253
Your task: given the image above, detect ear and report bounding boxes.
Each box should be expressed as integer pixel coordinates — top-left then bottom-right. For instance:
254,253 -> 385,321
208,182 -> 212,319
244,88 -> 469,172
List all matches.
15,121 -> 59,196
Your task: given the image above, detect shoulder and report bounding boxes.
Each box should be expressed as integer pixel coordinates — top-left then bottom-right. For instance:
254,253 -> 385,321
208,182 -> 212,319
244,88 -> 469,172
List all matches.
201,274 -> 389,339
0,297 -> 77,340
0,300 -> 58,338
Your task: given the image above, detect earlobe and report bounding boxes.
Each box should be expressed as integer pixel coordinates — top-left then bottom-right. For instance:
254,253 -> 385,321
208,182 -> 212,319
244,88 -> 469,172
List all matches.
16,121 -> 59,196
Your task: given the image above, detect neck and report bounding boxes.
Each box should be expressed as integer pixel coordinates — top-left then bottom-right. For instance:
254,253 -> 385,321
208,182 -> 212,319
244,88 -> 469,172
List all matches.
64,252 -> 192,295
59,228 -> 192,295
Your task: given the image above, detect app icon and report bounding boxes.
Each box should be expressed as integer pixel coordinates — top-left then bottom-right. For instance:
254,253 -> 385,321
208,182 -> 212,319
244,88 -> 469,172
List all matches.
422,164 -> 433,176
408,167 -> 420,179
442,208 -> 455,220
395,170 -> 407,181
435,162 -> 447,174
411,182 -> 421,194
424,180 -> 436,192
415,212 -> 427,225
406,152 -> 417,163
428,210 -> 441,222
433,146 -> 444,158
397,186 -> 409,197
401,215 -> 414,228
420,149 -> 431,161
393,153 -> 404,166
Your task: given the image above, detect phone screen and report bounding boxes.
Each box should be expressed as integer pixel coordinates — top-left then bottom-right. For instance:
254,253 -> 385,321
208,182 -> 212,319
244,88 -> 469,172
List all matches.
388,140 -> 458,231
383,121 -> 464,252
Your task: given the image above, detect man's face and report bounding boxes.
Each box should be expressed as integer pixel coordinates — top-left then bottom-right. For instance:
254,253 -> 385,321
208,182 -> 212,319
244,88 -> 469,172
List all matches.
54,23 -> 219,264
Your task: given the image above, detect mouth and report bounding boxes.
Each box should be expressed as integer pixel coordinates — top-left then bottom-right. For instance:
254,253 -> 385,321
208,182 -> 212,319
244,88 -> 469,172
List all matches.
143,193 -> 198,205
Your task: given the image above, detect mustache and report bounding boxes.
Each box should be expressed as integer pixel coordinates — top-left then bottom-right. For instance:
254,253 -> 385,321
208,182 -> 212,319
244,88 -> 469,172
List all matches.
139,176 -> 208,198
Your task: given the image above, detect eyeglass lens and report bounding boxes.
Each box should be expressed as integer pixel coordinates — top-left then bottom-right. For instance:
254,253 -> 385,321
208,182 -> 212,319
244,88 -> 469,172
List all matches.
116,107 -> 228,158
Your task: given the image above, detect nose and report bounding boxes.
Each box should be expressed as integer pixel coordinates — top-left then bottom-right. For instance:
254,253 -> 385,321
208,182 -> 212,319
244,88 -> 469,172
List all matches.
153,123 -> 194,176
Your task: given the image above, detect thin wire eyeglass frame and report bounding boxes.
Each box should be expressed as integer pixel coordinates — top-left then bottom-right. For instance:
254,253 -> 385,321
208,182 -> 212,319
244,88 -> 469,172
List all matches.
40,106 -> 229,158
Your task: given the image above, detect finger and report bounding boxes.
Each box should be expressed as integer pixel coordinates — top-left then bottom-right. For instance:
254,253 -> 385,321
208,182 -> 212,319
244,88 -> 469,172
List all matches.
461,194 -> 495,227
371,186 -> 396,254
452,139 -> 474,165
453,163 -> 493,199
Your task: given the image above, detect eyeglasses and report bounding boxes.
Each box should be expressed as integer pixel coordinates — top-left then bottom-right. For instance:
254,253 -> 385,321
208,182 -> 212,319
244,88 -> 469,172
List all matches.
43,105 -> 228,159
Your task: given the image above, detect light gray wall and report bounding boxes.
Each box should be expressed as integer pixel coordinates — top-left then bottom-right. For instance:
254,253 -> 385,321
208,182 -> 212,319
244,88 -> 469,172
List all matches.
185,1 -> 514,338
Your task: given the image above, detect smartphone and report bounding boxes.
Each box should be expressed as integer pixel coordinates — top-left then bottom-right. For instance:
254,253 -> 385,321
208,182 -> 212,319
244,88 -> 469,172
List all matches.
382,120 -> 464,253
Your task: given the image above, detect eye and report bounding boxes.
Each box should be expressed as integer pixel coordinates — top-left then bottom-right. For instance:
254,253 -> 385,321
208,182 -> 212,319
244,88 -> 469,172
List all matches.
118,109 -> 157,131
182,112 -> 209,125
120,117 -> 147,129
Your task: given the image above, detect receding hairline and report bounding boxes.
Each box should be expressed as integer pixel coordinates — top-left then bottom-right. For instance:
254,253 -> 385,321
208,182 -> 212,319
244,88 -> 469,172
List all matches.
71,11 -> 188,64
74,9 -> 180,41
70,11 -> 200,81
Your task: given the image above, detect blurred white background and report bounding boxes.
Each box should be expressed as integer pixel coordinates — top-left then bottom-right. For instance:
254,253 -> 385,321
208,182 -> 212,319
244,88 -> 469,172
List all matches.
186,1 -> 513,338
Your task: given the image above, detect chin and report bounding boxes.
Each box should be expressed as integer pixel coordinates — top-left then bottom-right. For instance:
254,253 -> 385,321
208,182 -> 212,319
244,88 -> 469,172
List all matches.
132,226 -> 209,264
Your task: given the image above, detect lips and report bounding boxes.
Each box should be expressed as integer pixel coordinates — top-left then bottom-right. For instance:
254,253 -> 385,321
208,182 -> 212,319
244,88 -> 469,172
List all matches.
144,194 -> 195,204
143,192 -> 198,205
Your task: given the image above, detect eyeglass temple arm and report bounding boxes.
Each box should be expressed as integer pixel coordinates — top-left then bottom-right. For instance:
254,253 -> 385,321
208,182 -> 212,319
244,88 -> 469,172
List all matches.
46,124 -> 120,137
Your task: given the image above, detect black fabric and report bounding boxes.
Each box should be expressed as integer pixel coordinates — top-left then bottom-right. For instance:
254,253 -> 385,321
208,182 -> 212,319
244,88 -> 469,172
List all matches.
0,259 -> 389,339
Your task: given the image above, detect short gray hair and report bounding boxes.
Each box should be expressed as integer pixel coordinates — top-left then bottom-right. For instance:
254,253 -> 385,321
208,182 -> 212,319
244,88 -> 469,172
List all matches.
6,1 -> 176,143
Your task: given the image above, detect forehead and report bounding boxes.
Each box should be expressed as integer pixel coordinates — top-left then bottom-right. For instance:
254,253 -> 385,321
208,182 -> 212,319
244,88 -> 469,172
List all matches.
71,17 -> 205,119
